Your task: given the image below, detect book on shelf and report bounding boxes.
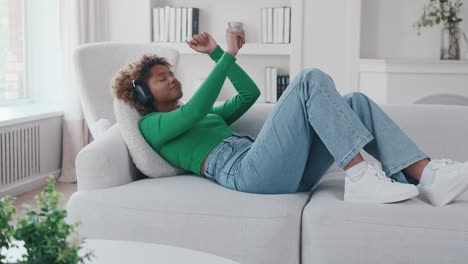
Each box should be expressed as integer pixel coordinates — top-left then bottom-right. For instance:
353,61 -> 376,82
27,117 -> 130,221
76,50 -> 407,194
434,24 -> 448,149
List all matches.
164,6 -> 170,41
274,7 -> 283,43
270,67 -> 277,102
266,7 -> 273,43
261,8 -> 267,43
159,7 -> 165,42
152,8 -> 165,42
181,7 -> 187,42
261,6 -> 291,44
265,67 -> 271,102
264,66 -> 290,103
284,7 -> 290,44
153,6 -> 199,42
175,7 -> 181,42
169,6 -> 175,41
277,75 -> 289,99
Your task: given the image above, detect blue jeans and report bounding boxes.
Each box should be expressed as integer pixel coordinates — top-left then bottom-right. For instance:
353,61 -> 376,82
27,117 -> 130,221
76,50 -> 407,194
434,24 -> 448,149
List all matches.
203,68 -> 430,194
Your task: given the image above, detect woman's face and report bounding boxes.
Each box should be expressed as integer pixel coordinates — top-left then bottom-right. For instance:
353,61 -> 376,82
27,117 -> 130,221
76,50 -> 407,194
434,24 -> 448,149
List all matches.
147,64 -> 183,104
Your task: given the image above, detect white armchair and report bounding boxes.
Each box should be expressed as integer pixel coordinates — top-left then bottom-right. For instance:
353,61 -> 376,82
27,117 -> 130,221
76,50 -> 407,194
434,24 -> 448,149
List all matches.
73,42 -> 180,139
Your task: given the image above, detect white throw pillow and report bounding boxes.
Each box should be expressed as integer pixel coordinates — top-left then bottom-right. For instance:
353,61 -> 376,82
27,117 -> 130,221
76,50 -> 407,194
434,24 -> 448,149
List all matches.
113,98 -> 191,177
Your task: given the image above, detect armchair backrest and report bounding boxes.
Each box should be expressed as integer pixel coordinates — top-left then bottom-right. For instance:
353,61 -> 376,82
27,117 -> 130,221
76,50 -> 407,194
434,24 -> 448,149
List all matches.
73,42 -> 179,139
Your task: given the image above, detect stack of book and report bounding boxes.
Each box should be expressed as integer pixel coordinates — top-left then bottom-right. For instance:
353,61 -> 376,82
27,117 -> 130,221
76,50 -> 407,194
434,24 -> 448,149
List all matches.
265,66 -> 290,103
152,6 -> 200,42
260,6 -> 291,44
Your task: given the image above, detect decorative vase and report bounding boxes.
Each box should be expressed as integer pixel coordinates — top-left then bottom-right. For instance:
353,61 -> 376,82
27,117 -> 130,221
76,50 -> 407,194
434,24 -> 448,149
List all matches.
440,22 -> 461,60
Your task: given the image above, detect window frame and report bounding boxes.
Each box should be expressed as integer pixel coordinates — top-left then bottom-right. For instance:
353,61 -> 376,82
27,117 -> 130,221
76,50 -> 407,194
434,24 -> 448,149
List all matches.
0,0 -> 34,107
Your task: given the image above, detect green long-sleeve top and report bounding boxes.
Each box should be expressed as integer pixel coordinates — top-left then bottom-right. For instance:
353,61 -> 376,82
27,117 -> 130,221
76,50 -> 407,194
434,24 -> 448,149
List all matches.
138,45 -> 261,176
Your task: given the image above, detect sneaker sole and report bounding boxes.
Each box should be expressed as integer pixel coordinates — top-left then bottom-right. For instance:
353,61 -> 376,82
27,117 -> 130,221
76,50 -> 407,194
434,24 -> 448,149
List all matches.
424,163 -> 468,207
344,187 -> 420,204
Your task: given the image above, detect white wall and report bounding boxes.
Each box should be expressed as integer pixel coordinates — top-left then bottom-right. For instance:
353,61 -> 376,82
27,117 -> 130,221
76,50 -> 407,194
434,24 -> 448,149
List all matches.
302,0 -> 362,93
361,0 -> 468,59
107,0 -> 152,42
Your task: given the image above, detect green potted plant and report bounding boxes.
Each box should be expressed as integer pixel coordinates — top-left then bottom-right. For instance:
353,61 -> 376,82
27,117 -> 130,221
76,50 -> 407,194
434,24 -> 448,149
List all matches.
414,0 -> 464,60
0,175 -> 95,264
1,195 -> 17,263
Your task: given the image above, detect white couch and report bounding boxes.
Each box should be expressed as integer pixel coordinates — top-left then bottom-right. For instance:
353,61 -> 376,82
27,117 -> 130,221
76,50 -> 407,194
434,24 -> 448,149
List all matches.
66,42 -> 468,264
66,103 -> 468,264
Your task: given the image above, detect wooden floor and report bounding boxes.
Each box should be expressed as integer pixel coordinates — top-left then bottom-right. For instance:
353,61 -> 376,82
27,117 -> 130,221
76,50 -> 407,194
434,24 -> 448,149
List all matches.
10,182 -> 78,226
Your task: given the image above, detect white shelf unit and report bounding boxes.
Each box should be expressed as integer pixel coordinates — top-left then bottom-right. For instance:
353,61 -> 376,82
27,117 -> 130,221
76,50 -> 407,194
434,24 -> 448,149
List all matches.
153,42 -> 292,56
147,0 -> 304,103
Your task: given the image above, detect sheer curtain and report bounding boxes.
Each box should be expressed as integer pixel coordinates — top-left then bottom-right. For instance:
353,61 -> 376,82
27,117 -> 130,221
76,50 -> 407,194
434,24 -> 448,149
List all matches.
58,0 -> 107,182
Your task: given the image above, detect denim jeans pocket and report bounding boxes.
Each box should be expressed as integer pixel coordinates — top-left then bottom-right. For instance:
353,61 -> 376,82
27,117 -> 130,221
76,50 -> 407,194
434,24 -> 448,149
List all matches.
212,141 -> 235,172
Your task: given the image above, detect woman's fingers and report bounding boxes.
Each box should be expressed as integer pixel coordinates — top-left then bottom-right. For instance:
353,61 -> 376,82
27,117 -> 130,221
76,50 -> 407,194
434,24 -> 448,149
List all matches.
186,40 -> 197,49
233,32 -> 244,48
187,32 -> 215,50
202,33 -> 209,44
192,35 -> 201,44
199,35 -> 206,45
232,32 -> 244,42
198,34 -> 206,44
200,32 -> 208,42
237,34 -> 244,46
190,36 -> 200,45
239,33 -> 245,43
193,34 -> 205,45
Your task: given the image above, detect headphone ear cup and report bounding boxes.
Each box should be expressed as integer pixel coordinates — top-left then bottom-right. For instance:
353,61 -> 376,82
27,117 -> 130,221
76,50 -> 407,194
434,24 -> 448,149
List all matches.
134,81 -> 153,107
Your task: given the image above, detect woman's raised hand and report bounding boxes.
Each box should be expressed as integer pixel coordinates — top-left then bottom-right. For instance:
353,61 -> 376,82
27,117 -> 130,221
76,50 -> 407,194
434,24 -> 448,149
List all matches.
185,32 -> 218,54
225,29 -> 244,57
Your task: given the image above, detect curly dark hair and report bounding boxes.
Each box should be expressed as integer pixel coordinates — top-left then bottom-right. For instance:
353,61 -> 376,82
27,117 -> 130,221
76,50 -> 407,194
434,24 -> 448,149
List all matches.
110,54 -> 174,116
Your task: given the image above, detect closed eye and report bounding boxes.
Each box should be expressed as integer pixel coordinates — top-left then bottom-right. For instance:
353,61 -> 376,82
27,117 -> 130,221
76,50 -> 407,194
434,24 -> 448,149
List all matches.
156,71 -> 173,81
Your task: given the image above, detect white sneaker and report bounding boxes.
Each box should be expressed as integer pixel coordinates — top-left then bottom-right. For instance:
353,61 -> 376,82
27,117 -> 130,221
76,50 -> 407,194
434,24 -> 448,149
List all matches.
417,158 -> 468,207
344,162 -> 420,204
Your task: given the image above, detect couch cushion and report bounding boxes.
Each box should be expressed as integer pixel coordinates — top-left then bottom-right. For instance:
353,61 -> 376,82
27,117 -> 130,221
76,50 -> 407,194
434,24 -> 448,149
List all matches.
301,170 -> 468,264
66,175 -> 310,264
113,98 -> 191,177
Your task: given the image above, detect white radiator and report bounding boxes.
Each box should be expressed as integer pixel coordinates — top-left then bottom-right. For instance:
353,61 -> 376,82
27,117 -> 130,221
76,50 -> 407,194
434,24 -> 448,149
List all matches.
0,116 -> 62,197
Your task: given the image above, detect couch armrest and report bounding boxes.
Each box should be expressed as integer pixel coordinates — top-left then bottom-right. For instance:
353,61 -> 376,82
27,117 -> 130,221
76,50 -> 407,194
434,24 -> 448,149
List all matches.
379,104 -> 468,161
88,118 -> 113,140
75,123 -> 144,191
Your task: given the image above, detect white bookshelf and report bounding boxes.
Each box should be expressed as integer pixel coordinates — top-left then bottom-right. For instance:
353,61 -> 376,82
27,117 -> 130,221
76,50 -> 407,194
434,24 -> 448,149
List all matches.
146,0 -> 304,103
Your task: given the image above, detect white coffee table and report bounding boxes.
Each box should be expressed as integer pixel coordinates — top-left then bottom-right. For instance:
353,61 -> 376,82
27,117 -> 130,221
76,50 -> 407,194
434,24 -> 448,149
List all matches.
2,239 -> 239,264
80,239 -> 240,264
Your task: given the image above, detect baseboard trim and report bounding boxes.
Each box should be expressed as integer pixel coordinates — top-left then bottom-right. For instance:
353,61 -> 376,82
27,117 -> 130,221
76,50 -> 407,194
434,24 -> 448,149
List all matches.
0,169 -> 61,197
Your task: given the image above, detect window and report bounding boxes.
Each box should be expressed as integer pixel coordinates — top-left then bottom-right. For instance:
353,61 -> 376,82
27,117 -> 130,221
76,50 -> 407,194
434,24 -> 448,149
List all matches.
0,0 -> 28,105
